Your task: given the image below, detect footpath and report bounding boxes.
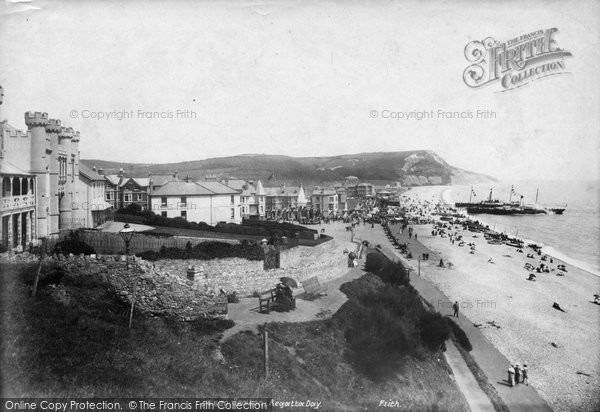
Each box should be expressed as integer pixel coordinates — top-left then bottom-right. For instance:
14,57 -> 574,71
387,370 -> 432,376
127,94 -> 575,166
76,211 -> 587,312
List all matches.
357,224 -> 552,412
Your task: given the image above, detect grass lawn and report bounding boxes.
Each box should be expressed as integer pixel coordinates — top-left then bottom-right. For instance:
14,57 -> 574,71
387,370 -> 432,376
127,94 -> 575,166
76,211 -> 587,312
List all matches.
1,261 -> 468,411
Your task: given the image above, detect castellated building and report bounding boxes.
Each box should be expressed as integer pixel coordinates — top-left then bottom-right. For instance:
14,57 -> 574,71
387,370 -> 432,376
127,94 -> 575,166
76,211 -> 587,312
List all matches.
0,85 -> 82,249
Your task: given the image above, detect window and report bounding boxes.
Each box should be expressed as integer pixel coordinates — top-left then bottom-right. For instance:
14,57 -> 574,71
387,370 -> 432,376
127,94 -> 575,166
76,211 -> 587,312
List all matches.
181,211 -> 187,220
106,192 -> 111,200
231,208 -> 235,219
180,196 -> 187,205
161,211 -> 167,217
231,195 -> 235,205
124,194 -> 131,202
329,196 -> 334,202
136,193 -> 142,201
161,196 -> 167,206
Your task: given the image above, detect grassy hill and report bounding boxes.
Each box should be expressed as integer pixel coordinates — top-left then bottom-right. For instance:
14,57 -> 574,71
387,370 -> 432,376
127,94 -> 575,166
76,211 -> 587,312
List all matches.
83,150 -> 495,187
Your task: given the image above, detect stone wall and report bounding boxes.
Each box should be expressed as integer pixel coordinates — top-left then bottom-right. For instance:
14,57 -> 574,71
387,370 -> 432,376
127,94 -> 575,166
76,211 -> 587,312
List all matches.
2,234 -> 356,316
45,254 -> 228,321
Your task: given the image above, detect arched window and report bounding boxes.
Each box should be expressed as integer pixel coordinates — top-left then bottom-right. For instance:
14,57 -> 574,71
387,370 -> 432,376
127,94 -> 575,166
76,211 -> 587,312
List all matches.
2,177 -> 11,197
30,178 -> 35,194
12,177 -> 21,196
21,178 -> 28,195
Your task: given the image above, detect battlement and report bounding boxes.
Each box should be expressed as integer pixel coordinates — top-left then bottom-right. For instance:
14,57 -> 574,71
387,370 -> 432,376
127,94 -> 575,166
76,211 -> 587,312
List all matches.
72,131 -> 80,142
58,127 -> 74,140
24,111 -> 49,127
45,119 -> 62,133
5,128 -> 30,139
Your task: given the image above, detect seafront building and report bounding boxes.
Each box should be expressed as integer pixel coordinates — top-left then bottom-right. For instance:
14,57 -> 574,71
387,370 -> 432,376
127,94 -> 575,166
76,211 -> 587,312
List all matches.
76,164 -> 113,228
309,186 -> 339,215
149,179 -> 242,225
220,178 -> 266,220
98,167 -> 172,211
0,86 -> 92,249
264,183 -> 307,220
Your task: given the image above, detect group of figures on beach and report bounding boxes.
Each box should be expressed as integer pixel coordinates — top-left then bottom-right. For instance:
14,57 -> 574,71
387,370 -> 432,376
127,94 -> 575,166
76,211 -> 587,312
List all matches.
507,364 -> 529,387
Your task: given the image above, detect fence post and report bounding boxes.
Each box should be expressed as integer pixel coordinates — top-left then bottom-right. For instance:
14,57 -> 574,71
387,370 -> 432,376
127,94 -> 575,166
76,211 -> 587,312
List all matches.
263,330 -> 269,379
31,237 -> 46,297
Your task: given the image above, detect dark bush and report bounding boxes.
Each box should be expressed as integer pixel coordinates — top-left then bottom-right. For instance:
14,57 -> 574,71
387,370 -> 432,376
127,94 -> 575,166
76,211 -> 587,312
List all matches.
136,241 -> 264,261
419,311 -> 452,351
54,230 -> 96,256
343,286 -> 422,380
114,211 -> 318,239
364,252 -> 410,287
0,243 -> 8,253
447,317 -> 473,352
364,252 -> 388,273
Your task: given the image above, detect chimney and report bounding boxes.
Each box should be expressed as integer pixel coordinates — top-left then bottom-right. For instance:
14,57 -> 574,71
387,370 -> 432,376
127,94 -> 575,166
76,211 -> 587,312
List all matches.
98,167 -> 103,175
173,170 -> 179,180
92,165 -> 96,171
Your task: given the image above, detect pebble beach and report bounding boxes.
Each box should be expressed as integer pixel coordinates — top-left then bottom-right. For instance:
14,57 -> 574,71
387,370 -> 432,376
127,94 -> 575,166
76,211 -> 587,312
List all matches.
400,186 -> 600,412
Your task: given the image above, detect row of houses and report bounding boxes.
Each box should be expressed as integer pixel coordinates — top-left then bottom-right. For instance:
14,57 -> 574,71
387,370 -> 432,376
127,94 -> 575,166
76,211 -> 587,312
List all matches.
0,85 -> 399,251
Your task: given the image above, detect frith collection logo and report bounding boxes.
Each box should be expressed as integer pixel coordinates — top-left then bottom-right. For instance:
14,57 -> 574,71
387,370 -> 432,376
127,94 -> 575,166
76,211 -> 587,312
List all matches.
463,28 -> 572,91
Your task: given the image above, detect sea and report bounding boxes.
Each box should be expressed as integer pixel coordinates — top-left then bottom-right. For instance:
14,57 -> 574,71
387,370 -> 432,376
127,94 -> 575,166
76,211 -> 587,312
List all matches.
442,180 -> 600,276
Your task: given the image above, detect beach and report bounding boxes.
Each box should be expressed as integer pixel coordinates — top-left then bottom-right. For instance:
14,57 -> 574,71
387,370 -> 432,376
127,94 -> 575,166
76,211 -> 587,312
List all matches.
398,186 -> 600,412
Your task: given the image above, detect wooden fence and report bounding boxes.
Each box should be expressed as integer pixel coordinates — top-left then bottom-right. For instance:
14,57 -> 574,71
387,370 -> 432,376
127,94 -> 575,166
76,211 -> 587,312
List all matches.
55,230 -> 240,255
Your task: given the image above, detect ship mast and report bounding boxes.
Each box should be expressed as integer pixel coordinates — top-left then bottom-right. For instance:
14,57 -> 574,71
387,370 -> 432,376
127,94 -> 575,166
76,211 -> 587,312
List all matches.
469,186 -> 473,203
509,185 -> 513,203
535,188 -> 539,204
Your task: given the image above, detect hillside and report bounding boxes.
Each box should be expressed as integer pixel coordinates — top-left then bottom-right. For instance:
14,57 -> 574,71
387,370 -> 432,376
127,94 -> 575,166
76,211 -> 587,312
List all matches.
83,150 -> 495,186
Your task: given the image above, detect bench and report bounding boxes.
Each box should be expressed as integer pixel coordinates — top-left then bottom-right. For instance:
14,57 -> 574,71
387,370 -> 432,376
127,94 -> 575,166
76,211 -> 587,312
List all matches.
301,276 -> 327,298
258,289 -> 276,314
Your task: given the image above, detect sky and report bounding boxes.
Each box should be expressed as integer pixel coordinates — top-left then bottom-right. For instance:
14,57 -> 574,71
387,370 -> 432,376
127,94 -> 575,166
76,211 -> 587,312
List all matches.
1,0 -> 599,182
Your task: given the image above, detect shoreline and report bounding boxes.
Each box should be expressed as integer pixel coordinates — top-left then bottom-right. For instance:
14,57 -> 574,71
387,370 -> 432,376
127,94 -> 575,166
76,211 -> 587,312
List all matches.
399,185 -> 600,412
436,184 -> 600,277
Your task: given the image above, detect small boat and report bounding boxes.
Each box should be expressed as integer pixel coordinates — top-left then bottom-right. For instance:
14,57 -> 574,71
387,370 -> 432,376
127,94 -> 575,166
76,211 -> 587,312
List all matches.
487,239 -> 503,245
505,240 -> 524,248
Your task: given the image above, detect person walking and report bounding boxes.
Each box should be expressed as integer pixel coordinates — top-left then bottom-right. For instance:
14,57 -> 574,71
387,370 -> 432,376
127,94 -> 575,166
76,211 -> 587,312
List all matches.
514,364 -> 521,385
508,365 -> 515,387
452,301 -> 459,317
522,365 -> 528,385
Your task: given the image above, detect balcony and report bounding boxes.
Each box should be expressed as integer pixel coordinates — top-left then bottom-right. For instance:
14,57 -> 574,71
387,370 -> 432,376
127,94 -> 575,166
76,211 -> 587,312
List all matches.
1,195 -> 36,212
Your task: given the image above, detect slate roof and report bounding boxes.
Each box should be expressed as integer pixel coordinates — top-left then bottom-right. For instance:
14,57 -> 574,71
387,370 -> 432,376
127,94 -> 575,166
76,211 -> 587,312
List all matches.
79,163 -> 105,181
264,186 -> 302,197
152,180 -> 239,196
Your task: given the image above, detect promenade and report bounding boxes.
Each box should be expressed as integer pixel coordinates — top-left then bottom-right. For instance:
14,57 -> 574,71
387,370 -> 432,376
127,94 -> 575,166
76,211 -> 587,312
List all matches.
355,223 -> 553,412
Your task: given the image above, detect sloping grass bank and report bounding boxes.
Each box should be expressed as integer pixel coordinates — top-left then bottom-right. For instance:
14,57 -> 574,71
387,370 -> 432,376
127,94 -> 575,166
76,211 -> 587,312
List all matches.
221,253 -> 469,410
1,251 -> 469,410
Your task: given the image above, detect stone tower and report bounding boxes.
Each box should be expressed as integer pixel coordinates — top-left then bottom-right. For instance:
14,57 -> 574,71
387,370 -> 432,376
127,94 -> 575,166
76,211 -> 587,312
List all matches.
25,111 -> 51,238
45,118 -> 62,232
58,127 -> 73,229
